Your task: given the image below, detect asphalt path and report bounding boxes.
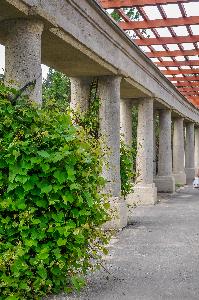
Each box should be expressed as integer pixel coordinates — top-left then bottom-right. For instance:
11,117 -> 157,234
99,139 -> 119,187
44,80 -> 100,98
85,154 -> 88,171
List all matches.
49,186 -> 199,300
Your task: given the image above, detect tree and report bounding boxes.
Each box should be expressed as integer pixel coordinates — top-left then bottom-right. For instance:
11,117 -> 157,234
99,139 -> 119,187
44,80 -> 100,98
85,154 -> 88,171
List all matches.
42,68 -> 70,105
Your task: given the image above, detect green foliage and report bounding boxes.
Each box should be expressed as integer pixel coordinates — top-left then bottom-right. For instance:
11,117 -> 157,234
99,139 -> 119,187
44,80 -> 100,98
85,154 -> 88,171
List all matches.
110,8 -> 139,22
0,83 -> 110,299
73,79 -> 100,139
42,68 -> 70,106
120,140 -> 136,199
132,105 -> 138,151
110,8 -> 149,38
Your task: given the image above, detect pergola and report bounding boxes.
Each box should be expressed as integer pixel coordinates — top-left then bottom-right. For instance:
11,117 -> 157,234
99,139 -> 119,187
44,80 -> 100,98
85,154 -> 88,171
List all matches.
99,0 -> 199,107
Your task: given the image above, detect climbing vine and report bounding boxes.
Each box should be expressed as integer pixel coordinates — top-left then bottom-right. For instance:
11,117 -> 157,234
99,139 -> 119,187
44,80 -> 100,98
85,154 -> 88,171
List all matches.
0,83 -> 111,299
120,140 -> 136,199
43,70 -> 137,198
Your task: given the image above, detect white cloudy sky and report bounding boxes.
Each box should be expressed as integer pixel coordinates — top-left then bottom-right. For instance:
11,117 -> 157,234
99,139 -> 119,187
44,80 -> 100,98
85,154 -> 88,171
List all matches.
0,2 -> 198,80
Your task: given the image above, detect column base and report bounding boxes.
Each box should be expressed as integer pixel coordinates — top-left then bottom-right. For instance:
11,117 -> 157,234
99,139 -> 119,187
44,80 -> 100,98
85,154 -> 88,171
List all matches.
185,168 -> 195,183
103,197 -> 127,230
173,172 -> 186,185
126,183 -> 157,209
195,167 -> 199,176
154,175 -> 175,193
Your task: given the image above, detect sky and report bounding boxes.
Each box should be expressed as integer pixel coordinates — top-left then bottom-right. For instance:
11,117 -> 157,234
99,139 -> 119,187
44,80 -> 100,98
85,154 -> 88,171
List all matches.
0,2 -> 198,81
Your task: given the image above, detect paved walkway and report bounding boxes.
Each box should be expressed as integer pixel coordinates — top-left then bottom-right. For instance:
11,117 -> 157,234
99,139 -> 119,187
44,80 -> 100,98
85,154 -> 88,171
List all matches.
52,186 -> 199,300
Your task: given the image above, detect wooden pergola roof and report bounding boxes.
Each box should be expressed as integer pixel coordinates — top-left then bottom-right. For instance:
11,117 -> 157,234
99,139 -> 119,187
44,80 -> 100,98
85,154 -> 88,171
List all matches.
99,0 -> 199,107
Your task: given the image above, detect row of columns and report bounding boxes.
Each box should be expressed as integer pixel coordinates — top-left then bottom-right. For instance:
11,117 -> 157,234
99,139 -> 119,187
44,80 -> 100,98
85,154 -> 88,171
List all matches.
2,18 -> 199,229
121,98 -> 199,211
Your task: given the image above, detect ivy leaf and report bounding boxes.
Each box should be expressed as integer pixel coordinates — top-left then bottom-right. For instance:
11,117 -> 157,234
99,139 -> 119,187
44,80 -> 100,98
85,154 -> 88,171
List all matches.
40,183 -> 52,194
37,150 -> 50,158
84,192 -> 94,207
36,199 -> 47,208
71,276 -> 86,291
37,266 -> 47,279
67,167 -> 76,182
54,170 -> 66,184
57,238 -> 67,246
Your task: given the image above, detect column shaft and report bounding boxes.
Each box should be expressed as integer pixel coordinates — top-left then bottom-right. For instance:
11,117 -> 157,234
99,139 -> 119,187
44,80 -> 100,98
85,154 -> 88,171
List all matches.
70,77 -> 92,113
120,99 -> 132,146
98,76 -> 127,229
128,98 -> 157,206
154,110 -> 175,192
195,128 -> 199,174
4,19 -> 43,104
153,111 -> 157,177
185,123 -> 195,182
173,118 -> 186,185
137,98 -> 154,185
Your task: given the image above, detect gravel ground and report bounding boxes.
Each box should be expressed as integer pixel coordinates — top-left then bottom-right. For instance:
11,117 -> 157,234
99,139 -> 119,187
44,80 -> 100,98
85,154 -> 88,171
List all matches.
47,186 -> 199,300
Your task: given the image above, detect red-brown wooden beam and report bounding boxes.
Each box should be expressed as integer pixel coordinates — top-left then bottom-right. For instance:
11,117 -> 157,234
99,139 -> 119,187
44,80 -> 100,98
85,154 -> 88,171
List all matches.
188,94 -> 199,96
181,91 -> 199,94
175,82 -> 199,87
118,16 -> 199,30
100,0 -> 197,8
146,49 -> 199,58
188,98 -> 199,104
163,69 -> 199,75
136,35 -> 199,46
156,60 -> 199,67
169,76 -> 199,81
181,93 -> 199,96
178,88 -> 199,91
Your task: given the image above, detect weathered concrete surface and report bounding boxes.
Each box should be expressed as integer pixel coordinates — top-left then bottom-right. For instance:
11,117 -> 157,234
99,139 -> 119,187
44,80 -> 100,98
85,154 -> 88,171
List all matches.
1,0 -> 199,124
120,99 -> 132,146
128,98 -> 157,207
155,110 -> 175,193
194,128 -> 199,174
3,19 -> 43,103
52,186 -> 199,300
98,76 -> 127,229
173,118 -> 186,185
185,123 -> 195,183
70,77 -> 92,113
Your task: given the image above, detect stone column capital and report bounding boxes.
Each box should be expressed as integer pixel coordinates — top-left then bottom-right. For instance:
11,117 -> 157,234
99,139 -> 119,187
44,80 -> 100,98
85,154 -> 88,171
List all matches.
0,18 -> 44,37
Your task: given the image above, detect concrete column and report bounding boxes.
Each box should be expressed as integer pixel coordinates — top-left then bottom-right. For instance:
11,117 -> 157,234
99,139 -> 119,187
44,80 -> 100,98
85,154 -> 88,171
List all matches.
195,127 -> 199,174
4,19 -> 43,104
154,110 -> 175,192
173,118 -> 186,185
70,77 -> 92,113
98,76 -> 127,229
185,122 -> 195,182
120,99 -> 132,146
153,111 -> 157,177
128,98 -> 157,206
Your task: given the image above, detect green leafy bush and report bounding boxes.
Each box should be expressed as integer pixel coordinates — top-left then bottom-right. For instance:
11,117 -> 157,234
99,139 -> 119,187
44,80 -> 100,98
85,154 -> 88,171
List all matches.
0,84 -> 110,299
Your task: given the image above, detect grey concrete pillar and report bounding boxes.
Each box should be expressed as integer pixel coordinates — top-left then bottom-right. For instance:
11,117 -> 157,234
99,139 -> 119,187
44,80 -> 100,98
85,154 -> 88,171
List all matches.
70,77 -> 92,113
120,99 -> 132,146
98,76 -> 127,229
185,122 -> 195,182
4,19 -> 44,104
154,110 -> 175,193
129,98 -> 157,206
173,118 -> 186,185
153,111 -> 157,177
195,127 -> 199,175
